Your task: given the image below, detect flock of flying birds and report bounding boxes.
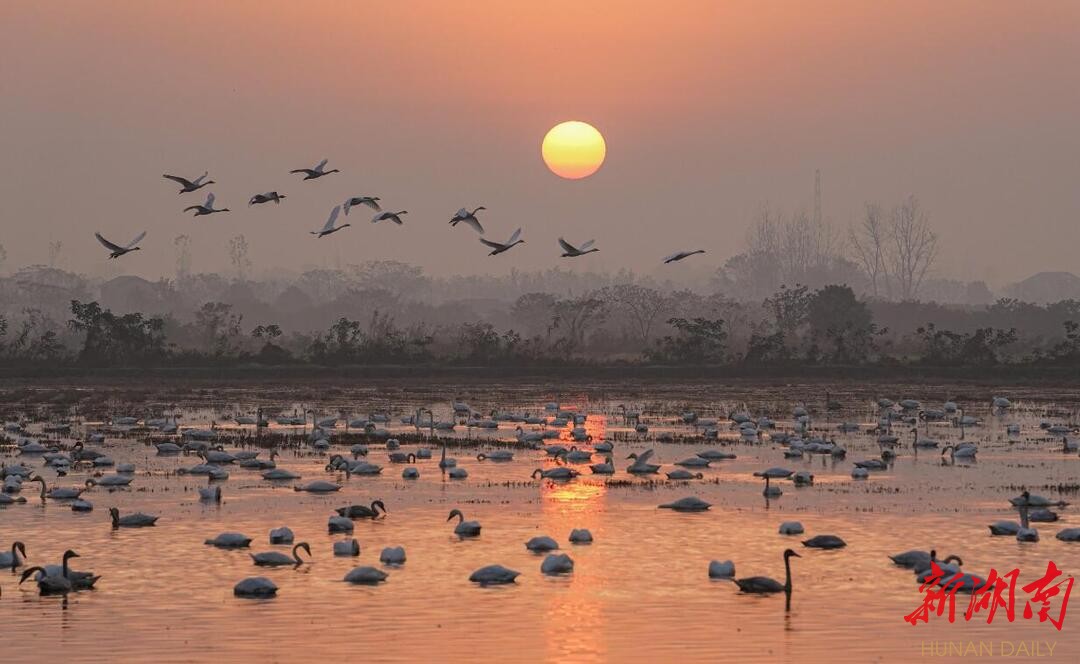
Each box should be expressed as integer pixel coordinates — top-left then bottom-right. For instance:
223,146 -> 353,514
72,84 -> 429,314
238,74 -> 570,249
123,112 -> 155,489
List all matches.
93,160 -> 708,264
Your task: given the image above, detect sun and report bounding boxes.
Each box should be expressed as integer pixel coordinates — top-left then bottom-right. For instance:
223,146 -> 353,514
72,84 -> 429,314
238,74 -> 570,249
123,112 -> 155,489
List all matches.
542,121 -> 606,179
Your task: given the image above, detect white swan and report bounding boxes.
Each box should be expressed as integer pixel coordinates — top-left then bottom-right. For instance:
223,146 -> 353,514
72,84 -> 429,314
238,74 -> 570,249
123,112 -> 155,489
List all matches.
333,539 -> 360,556
659,496 -> 711,512
448,508 -> 481,536
251,542 -> 311,566
450,207 -> 485,233
469,564 -> 520,585
269,526 -> 294,544
0,541 -> 27,568
479,228 -> 524,255
162,171 -> 214,193
234,577 -> 277,597
372,210 -> 407,225
343,566 -> 388,584
709,560 -> 735,578
380,546 -> 406,565
290,158 -> 339,180
569,529 -> 593,544
311,205 -> 350,238
663,249 -> 706,264
109,507 -> 158,528
344,196 -> 380,214
541,553 -> 574,575
293,480 -> 341,493
559,237 -> 599,258
249,191 -> 286,205
525,536 -> 559,552
183,192 -> 229,216
95,231 -> 146,259
205,532 -> 252,548
734,549 -> 799,594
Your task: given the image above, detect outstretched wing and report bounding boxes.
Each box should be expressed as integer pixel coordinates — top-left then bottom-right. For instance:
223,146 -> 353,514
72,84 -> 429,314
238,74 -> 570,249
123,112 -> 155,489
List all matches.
662,251 -> 683,263
191,171 -> 208,185
558,237 -> 577,253
206,192 -> 216,208
454,207 -> 468,219
162,174 -> 193,187
508,228 -> 522,244
95,232 -> 125,252
579,240 -> 595,251
479,237 -> 504,249
366,198 -> 382,212
314,158 -> 329,172
125,231 -> 147,249
322,205 -> 341,231
461,216 -> 483,234
638,448 -> 655,463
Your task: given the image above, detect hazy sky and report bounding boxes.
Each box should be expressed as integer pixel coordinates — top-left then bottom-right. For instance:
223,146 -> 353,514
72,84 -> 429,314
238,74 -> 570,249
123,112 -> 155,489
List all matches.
3,1 -> 1079,285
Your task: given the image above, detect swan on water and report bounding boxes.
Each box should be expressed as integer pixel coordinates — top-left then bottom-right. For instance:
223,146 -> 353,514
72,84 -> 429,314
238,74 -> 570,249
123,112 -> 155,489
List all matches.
525,536 -> 559,552
448,508 -> 481,537
448,467 -> 469,479
666,469 -> 704,480
402,467 -> 419,479
344,566 -> 388,584
294,480 -> 341,493
269,526 -> 294,544
541,553 -> 574,575
336,501 -> 387,519
709,560 -> 736,578
469,564 -> 520,585
659,496 -> 711,512
802,534 -> 846,549
251,542 -> 311,566
205,532 -> 252,548
779,521 -> 804,535
333,539 -> 361,556
532,467 -> 579,480
380,546 -> 406,565
569,529 -> 593,544
325,511 -> 355,533
263,468 -> 301,480
0,541 -> 27,569
234,577 -> 278,598
734,549 -> 799,594
109,507 -> 159,528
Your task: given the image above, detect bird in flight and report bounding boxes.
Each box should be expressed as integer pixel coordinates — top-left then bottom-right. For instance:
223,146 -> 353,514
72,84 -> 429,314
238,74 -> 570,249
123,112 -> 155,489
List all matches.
663,249 -> 706,264
290,158 -> 339,180
559,237 -> 599,258
311,205 -> 350,238
162,171 -> 214,194
480,228 -> 524,256
183,192 -> 230,217
249,192 -> 286,206
449,207 -> 486,234
344,196 -> 381,215
372,210 -> 407,225
95,231 -> 146,259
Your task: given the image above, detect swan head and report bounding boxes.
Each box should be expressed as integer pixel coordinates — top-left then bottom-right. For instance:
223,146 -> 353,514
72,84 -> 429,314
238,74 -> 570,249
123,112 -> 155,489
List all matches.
447,508 -> 463,523
627,453 -> 638,460
476,453 -> 487,461
943,554 -> 963,566
783,548 -> 801,560
296,542 -> 312,558
12,541 -> 26,559
372,499 -> 387,514
531,468 -> 543,479
62,549 -> 80,562
20,566 -> 45,585
108,507 -> 120,525
85,478 -> 97,488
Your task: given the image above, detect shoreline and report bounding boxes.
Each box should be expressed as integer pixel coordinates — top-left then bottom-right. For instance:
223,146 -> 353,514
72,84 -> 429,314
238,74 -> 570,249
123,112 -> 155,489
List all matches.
0,362 -> 1076,386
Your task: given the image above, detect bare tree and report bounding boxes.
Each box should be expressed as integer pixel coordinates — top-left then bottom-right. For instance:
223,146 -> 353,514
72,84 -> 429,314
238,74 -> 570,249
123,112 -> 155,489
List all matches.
886,195 -> 937,300
174,235 -> 192,280
602,284 -> 670,345
228,234 -> 252,281
848,203 -> 890,298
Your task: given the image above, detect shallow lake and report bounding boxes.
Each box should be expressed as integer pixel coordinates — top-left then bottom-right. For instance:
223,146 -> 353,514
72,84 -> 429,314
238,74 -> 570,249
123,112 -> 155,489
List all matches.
1,378 -> 1078,662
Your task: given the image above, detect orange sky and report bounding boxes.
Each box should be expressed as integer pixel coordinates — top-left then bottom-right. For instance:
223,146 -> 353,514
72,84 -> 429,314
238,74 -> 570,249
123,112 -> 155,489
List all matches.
2,1 -> 1079,284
